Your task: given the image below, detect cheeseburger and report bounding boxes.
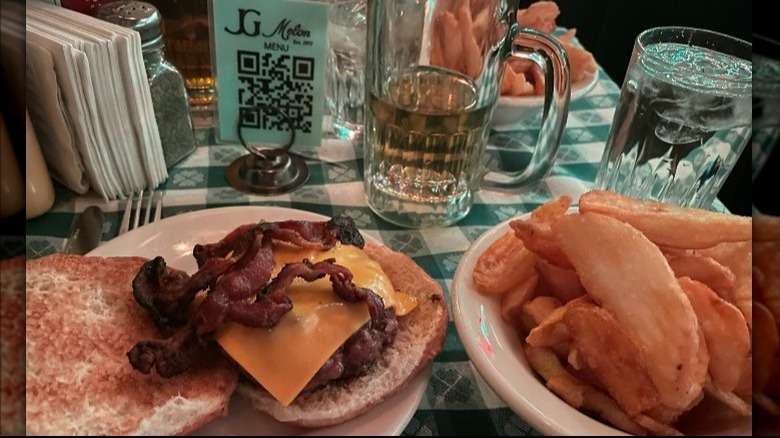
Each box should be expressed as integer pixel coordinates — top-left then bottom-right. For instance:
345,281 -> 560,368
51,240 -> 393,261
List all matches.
128,215 -> 447,427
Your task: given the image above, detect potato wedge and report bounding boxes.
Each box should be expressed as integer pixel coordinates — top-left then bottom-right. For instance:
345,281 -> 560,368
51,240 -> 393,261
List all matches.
578,190 -> 751,249
562,301 -> 660,416
433,11 -> 463,73
510,218 -> 572,268
553,212 -> 706,410
678,277 -> 750,392
634,415 -> 683,436
525,296 -> 591,347
509,196 -> 573,269
522,295 -> 563,326
530,195 -> 572,223
454,0 -> 483,79
524,344 -> 567,381
643,404 -> 685,427
536,258 -> 585,303
696,241 -> 752,328
500,271 -> 539,324
472,231 -> 537,294
524,344 -> 648,435
704,380 -> 752,417
525,304 -> 570,347
547,374 -> 585,408
666,253 -> 736,303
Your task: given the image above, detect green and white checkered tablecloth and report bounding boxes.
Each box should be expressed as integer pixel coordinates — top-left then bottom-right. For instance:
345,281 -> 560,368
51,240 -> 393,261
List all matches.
25,68 -> 625,435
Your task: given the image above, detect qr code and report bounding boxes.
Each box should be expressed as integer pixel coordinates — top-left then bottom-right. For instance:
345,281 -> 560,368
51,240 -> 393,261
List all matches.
236,50 -> 315,133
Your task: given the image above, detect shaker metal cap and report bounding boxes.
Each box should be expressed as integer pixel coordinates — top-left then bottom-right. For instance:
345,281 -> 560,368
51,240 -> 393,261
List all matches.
95,1 -> 163,51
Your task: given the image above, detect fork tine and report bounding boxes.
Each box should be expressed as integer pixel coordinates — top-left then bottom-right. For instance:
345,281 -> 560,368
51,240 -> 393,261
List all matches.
153,192 -> 163,223
133,190 -> 144,231
119,195 -> 133,234
143,190 -> 154,225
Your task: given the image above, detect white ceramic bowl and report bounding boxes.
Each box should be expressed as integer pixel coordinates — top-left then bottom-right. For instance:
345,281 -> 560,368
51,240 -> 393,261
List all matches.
451,211 -> 752,436
491,70 -> 599,127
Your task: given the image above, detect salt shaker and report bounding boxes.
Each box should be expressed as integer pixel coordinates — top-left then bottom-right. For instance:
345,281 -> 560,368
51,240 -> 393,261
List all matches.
96,0 -> 196,168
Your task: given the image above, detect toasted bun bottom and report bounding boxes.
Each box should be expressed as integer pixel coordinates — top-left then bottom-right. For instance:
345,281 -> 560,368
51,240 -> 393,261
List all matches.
25,255 -> 238,436
238,242 -> 448,428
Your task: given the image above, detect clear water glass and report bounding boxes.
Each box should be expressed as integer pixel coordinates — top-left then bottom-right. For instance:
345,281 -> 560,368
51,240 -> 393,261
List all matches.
595,27 -> 752,208
326,0 -> 367,140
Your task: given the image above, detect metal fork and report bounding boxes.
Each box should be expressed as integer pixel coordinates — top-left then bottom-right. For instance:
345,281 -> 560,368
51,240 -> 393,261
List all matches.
118,189 -> 163,235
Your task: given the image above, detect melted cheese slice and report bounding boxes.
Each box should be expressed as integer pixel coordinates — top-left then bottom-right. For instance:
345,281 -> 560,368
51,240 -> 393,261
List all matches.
216,243 -> 417,406
272,242 -> 418,316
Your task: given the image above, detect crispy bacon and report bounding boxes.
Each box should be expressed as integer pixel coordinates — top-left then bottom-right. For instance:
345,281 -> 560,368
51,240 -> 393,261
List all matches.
126,321 -> 203,377
193,231 -> 280,336
192,223 -> 257,267
127,215 -> 388,381
133,256 -> 235,331
192,216 -> 364,268
130,258 -> 396,378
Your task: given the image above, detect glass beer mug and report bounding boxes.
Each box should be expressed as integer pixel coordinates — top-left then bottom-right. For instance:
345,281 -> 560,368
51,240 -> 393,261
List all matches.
364,0 -> 570,228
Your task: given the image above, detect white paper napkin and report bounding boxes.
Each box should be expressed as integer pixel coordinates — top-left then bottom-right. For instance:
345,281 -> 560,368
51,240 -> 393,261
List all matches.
26,27 -> 112,199
27,0 -> 170,199
33,0 -> 169,190
26,40 -> 89,194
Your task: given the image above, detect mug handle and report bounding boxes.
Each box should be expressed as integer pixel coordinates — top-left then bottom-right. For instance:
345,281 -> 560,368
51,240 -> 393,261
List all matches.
482,26 -> 571,192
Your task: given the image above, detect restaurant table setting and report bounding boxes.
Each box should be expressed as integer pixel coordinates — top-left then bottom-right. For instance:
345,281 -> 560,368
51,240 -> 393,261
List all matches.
23,44 -> 624,438
19,0 -> 759,436
23,55 -> 733,438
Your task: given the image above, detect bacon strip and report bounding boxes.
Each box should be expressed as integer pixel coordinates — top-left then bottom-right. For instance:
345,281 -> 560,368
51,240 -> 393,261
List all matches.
194,233 -> 279,336
132,256 -> 235,331
193,223 -> 257,267
192,216 -> 365,268
126,321 -> 203,377
127,215 -> 385,379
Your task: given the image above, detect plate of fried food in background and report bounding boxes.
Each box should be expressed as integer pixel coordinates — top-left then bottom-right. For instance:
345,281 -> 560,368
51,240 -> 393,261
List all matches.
753,213 -> 780,435
494,2 -> 599,126
452,190 -> 753,436
492,65 -> 598,127
427,1 -> 599,127
500,1 -> 599,125
492,1 -> 599,126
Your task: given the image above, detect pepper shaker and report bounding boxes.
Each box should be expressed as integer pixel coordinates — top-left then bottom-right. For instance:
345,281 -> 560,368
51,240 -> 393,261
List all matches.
97,0 -> 196,169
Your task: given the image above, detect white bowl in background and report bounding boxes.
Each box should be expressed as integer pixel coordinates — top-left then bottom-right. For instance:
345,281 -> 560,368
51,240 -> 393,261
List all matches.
491,69 -> 600,127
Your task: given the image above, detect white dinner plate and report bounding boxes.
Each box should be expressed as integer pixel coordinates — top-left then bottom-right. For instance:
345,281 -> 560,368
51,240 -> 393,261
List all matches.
88,206 -> 430,436
451,212 -> 752,436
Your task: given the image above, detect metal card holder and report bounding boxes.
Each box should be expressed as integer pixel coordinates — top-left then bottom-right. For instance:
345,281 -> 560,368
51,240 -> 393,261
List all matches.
225,104 -> 309,195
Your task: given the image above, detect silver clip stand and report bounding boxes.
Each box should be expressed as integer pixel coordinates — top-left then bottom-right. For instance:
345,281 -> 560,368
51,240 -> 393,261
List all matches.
225,105 -> 309,195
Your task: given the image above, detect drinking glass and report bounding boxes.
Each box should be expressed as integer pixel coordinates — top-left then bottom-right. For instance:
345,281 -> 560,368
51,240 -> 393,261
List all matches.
326,0 -> 367,140
594,27 -> 752,208
364,0 -> 571,228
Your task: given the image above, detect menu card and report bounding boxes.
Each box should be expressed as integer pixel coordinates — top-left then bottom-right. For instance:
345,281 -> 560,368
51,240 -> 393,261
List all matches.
210,0 -> 328,147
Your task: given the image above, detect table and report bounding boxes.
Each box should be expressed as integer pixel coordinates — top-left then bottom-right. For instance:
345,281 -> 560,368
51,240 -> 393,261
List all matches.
26,67 -> 623,435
